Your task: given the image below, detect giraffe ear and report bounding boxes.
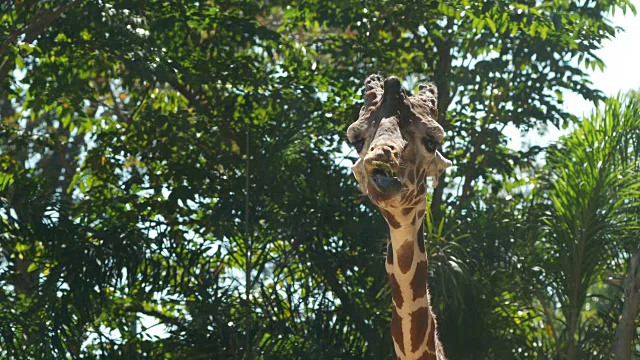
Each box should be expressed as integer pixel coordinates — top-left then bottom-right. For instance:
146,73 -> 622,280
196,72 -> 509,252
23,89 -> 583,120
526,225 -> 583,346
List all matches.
425,150 -> 451,188
351,159 -> 367,194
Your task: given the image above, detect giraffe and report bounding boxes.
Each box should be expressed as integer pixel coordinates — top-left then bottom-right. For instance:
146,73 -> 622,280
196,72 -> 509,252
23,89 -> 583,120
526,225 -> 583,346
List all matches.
347,74 -> 451,360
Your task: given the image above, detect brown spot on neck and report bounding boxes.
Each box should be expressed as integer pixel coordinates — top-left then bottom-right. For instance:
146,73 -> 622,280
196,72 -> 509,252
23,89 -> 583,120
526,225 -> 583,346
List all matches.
391,306 -> 405,355
388,273 -> 404,308
412,196 -> 424,206
401,189 -> 415,205
381,209 -> 402,229
402,207 -> 413,216
387,241 -> 394,265
410,306 -> 431,353
410,260 -> 428,301
396,240 -> 414,274
416,349 -> 437,360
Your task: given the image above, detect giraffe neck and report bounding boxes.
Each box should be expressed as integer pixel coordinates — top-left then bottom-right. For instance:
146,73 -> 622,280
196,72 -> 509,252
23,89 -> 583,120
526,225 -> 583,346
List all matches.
382,203 -> 443,360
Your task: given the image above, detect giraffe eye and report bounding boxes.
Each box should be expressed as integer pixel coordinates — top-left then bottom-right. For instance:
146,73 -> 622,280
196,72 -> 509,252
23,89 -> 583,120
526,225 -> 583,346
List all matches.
351,138 -> 365,153
423,137 -> 439,152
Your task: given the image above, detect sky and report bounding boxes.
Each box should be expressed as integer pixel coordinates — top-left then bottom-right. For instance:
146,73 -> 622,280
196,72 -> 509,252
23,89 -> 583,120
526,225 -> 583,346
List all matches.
563,1 -> 640,117
508,1 -> 640,148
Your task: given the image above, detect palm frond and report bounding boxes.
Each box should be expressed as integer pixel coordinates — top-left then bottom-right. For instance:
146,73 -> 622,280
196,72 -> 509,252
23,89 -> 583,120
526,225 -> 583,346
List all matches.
532,91 -> 640,357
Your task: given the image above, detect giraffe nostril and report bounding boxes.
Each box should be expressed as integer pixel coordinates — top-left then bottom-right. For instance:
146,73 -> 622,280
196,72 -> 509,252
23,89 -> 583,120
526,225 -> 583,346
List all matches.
368,145 -> 398,161
370,144 -> 396,153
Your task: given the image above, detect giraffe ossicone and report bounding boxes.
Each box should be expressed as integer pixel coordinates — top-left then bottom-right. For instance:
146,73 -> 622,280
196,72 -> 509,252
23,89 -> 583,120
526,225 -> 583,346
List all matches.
347,74 -> 451,360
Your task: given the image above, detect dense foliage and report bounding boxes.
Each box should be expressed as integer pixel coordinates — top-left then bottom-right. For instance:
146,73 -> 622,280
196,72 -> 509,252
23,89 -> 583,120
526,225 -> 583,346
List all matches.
1,0 -> 638,359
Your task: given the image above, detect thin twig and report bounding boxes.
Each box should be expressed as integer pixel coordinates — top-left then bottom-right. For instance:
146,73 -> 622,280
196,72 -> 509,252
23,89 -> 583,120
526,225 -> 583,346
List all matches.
107,80 -> 129,123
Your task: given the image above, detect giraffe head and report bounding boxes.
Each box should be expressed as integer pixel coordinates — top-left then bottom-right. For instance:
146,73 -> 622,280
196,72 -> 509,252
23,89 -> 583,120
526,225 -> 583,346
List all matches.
347,75 -> 451,212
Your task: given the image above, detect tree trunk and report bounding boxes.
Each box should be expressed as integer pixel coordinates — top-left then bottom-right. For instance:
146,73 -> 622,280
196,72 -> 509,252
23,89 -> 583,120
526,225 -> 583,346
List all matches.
613,252 -> 640,360
430,33 -> 452,223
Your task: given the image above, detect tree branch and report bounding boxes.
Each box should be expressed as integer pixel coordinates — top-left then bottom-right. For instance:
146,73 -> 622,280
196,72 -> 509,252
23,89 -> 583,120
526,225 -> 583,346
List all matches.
107,80 -> 129,123
613,252 -> 640,360
123,304 -> 185,330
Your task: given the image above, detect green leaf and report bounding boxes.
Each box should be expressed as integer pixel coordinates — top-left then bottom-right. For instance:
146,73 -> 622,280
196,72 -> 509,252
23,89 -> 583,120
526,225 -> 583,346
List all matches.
486,17 -> 497,33
27,263 -> 39,272
0,173 -> 14,190
15,55 -> 24,70
529,21 -> 539,36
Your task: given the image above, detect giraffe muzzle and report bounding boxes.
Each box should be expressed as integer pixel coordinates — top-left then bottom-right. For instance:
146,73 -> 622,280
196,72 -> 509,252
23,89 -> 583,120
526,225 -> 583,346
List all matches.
364,148 -> 403,195
368,161 -> 402,194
